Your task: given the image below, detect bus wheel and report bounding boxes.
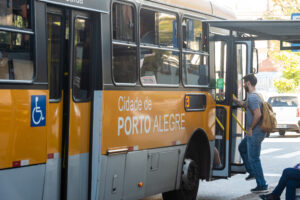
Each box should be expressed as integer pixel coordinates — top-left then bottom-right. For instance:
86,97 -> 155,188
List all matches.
162,159 -> 200,200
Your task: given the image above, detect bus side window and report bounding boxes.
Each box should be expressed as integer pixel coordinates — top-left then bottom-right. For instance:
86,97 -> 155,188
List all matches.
112,3 -> 137,84
72,17 -> 92,101
0,1 -> 34,81
236,44 -> 247,100
0,31 -> 34,81
140,9 -> 179,86
47,13 -> 63,100
213,41 -> 227,101
182,18 -> 208,87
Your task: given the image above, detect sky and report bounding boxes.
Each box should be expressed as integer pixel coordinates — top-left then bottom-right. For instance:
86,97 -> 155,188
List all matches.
213,0 -> 270,19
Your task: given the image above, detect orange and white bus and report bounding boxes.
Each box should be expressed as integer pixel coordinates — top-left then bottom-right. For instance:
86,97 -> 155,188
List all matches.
0,0 -> 257,200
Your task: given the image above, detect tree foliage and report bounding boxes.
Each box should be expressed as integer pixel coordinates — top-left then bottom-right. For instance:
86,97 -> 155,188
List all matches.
264,0 -> 300,93
271,50 -> 300,92
264,0 -> 300,19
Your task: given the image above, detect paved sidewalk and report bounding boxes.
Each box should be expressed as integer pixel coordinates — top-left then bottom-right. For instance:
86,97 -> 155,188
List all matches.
234,187 -> 277,200
141,187 -> 282,200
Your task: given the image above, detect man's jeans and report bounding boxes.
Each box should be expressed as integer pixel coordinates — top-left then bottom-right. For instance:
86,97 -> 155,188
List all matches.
272,168 -> 300,199
239,133 -> 267,187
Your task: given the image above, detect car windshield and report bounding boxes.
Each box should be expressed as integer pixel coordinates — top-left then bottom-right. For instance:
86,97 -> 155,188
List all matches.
268,96 -> 298,107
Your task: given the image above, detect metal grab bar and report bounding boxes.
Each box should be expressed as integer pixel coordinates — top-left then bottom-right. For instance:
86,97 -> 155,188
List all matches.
216,117 -> 225,131
232,113 -> 248,134
232,94 -> 247,113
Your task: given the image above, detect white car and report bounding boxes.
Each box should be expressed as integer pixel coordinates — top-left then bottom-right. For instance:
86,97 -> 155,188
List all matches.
267,94 -> 300,136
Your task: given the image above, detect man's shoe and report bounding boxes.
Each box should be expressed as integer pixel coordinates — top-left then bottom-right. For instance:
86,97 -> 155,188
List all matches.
251,185 -> 269,193
259,193 -> 280,200
245,174 -> 255,181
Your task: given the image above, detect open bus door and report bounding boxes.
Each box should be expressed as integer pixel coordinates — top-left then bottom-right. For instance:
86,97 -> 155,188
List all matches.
206,19 -> 300,178
209,33 -> 255,178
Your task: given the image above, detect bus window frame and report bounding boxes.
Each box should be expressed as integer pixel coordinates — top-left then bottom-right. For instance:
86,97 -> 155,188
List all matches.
139,5 -> 180,88
235,42 -> 248,101
111,1 -> 138,87
0,28 -> 35,84
212,39 -> 228,103
72,14 -> 93,103
181,15 -> 210,88
0,0 -> 35,84
47,8 -> 64,103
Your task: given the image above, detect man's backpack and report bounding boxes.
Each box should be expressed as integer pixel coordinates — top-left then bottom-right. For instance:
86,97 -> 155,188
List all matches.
254,93 -> 277,132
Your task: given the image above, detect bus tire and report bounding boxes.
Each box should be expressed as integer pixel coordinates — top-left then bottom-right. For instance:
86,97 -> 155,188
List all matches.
162,159 -> 199,200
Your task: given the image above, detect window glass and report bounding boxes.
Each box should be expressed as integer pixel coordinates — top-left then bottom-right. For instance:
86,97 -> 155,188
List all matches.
0,30 -> 33,80
268,96 -> 298,107
48,13 -> 62,99
73,18 -> 92,100
112,3 -> 135,42
113,45 -> 137,83
236,44 -> 247,100
213,41 -> 227,101
183,53 -> 208,86
182,18 -> 203,51
140,48 -> 179,85
0,0 -> 31,28
252,48 -> 258,73
140,9 -> 177,47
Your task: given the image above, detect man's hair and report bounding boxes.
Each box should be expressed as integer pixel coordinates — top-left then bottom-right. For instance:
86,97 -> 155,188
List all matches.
243,73 -> 257,86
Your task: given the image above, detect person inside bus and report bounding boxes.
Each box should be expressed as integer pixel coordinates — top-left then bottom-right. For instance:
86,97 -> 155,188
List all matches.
0,51 -> 9,79
259,164 -> 300,200
213,147 -> 222,168
233,73 -> 268,193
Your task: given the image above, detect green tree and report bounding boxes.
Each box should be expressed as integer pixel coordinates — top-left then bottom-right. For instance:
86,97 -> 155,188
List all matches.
264,0 -> 300,19
270,50 -> 300,92
264,0 -> 300,93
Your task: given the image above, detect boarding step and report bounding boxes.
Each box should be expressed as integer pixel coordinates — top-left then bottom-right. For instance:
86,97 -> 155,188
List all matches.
296,188 -> 300,200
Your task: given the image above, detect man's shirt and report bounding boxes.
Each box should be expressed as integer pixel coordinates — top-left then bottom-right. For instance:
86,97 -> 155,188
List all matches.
246,92 -> 264,133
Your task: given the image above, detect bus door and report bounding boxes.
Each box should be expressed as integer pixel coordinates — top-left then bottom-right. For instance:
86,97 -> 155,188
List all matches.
211,35 -> 253,177
47,7 -> 95,200
230,41 -> 252,174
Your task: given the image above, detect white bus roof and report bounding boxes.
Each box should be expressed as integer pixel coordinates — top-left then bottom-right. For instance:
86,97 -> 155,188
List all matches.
147,0 -> 236,19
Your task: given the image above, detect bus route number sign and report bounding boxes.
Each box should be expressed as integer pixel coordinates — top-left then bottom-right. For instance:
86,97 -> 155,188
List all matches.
184,94 -> 207,112
31,95 -> 46,127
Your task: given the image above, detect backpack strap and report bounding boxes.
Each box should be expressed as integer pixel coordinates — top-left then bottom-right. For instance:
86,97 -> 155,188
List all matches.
247,92 -> 263,112
252,92 -> 264,102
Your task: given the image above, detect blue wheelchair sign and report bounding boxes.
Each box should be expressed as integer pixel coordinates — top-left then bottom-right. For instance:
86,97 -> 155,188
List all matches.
31,95 -> 46,127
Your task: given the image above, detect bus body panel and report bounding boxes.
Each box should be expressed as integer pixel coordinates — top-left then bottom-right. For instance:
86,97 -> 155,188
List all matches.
101,90 -> 216,154
90,90 -> 103,200
68,96 -> 91,156
98,145 -> 186,200
67,153 -> 89,200
0,90 -> 48,169
43,157 -> 61,200
0,164 -> 45,200
47,101 -> 63,159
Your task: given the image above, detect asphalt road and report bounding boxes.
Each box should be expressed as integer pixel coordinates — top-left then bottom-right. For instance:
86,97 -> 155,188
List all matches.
142,132 -> 300,200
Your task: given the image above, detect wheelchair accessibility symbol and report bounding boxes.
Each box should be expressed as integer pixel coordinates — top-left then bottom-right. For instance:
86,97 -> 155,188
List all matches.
31,95 -> 46,127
